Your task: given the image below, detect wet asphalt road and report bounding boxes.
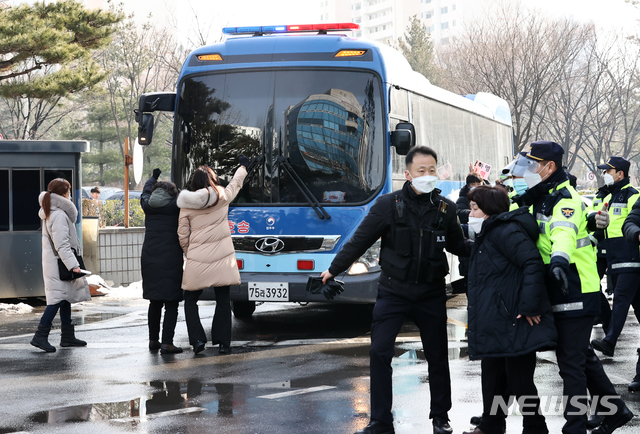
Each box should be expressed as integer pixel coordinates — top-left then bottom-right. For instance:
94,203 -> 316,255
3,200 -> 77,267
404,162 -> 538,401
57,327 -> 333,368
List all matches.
0,292 -> 639,434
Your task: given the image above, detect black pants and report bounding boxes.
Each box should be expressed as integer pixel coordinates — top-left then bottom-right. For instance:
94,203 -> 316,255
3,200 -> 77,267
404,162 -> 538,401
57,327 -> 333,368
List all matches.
39,300 -> 72,327
148,300 -> 179,344
370,282 -> 451,426
604,272 -> 640,346
596,258 -> 611,331
479,353 -> 547,434
183,286 -> 231,346
555,316 -> 624,434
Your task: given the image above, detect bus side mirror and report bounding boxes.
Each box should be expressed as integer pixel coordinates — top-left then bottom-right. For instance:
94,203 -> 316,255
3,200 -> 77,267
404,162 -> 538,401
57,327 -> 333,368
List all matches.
138,113 -> 154,146
392,122 -> 415,155
135,92 -> 176,146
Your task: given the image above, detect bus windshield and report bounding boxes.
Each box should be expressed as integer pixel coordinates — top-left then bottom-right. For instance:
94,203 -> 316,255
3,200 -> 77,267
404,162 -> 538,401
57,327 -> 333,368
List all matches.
174,69 -> 384,205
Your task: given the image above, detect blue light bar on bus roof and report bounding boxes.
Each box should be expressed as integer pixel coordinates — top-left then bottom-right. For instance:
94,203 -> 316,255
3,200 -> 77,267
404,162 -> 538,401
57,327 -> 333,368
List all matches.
223,23 -> 360,35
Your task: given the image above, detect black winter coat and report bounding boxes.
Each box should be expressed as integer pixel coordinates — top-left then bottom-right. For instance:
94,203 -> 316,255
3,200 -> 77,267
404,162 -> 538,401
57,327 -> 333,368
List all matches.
329,181 -> 471,300
467,207 -> 557,359
456,184 -> 472,224
623,199 -> 640,246
140,177 -> 184,301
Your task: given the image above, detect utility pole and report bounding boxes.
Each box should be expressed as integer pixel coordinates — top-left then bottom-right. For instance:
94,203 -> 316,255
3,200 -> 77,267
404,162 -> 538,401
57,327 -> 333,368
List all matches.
124,137 -> 132,228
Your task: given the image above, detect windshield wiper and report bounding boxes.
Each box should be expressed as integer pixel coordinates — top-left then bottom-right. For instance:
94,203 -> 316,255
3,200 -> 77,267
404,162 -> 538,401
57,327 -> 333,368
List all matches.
276,156 -> 331,220
243,154 -> 265,186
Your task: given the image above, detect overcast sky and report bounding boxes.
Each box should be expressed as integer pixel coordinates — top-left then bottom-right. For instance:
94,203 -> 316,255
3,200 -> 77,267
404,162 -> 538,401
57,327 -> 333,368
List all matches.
161,0 -> 639,45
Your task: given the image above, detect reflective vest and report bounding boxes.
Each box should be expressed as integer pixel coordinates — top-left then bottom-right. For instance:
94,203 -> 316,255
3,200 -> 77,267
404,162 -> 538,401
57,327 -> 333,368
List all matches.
508,190 -> 520,211
589,180 -> 640,273
532,180 -> 599,317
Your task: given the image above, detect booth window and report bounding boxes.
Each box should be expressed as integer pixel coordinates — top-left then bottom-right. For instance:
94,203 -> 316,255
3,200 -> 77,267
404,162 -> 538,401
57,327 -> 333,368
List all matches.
0,170 -> 8,231
12,170 -> 41,231
44,170 -> 73,194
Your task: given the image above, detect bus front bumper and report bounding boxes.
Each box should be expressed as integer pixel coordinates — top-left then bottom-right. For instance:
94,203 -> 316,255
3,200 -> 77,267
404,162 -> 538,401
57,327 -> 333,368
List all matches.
201,271 -> 380,304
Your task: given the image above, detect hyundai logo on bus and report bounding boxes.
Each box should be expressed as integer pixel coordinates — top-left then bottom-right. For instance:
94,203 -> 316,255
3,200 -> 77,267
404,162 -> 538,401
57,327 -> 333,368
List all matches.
255,237 -> 285,253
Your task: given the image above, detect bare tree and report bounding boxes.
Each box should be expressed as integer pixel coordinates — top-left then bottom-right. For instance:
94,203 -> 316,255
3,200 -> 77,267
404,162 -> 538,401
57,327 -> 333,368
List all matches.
97,18 -> 183,161
165,0 -> 225,50
601,35 -> 640,162
439,1 -> 590,152
537,27 -> 615,172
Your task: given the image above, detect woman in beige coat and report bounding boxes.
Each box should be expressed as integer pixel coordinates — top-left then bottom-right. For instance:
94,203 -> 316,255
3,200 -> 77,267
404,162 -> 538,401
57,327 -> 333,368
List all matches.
177,158 -> 249,354
31,178 -> 91,352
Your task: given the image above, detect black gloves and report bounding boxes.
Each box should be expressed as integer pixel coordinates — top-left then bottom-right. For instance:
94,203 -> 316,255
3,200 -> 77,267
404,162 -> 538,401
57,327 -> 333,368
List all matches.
551,265 -> 569,296
306,276 -> 345,300
152,168 -> 162,179
239,155 -> 251,168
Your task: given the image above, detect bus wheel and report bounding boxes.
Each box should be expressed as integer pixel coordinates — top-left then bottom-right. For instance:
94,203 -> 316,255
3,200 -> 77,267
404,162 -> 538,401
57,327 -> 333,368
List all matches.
232,301 -> 256,319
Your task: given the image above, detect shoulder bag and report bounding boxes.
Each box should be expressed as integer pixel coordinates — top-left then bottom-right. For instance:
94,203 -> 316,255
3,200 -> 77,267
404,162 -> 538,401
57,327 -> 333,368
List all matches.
44,221 -> 86,281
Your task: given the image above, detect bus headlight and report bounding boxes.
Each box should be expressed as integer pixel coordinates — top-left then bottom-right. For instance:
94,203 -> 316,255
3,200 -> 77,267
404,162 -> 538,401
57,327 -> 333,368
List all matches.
347,239 -> 381,275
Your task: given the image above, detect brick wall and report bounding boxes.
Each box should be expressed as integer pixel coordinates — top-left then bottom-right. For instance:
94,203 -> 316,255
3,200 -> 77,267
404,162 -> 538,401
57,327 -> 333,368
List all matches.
98,227 -> 145,286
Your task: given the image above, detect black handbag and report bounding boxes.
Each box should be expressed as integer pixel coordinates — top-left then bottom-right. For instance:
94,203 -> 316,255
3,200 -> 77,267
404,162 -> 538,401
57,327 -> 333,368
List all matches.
57,249 -> 86,281
44,222 -> 86,281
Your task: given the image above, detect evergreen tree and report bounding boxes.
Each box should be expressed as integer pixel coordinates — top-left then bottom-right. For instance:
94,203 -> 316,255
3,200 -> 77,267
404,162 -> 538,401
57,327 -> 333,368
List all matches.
397,16 -> 443,86
0,0 -> 122,99
62,94 -> 122,186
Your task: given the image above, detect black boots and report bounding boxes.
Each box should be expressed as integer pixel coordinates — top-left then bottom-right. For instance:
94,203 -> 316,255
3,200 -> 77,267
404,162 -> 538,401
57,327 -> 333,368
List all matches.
30,324 -> 56,352
60,323 -> 87,347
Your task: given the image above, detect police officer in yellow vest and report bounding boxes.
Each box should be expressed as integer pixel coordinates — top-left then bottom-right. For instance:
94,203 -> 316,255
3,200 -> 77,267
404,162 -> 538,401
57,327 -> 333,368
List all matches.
591,157 -> 640,358
512,142 -> 632,434
587,179 -> 613,333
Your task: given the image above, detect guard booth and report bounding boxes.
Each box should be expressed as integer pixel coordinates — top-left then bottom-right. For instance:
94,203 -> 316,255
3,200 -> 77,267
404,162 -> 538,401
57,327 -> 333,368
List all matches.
0,141 -> 88,299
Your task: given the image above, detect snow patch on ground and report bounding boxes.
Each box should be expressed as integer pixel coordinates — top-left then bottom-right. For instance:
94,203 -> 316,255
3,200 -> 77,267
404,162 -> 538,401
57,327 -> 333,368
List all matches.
104,280 -> 143,300
0,303 -> 34,315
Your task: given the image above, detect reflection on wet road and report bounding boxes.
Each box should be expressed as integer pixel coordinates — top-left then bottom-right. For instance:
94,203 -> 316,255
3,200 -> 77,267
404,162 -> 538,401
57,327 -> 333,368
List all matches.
0,295 -> 638,433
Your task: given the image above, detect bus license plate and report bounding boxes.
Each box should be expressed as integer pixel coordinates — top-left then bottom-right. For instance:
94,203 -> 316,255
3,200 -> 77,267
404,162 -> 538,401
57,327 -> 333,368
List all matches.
248,282 -> 289,301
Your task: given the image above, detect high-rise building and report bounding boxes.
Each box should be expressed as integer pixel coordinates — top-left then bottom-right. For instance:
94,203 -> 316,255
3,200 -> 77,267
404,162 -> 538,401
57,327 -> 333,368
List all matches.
319,0 -> 469,46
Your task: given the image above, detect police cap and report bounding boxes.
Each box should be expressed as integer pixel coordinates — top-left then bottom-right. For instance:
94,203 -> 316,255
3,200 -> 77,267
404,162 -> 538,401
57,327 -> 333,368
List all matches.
525,141 -> 564,162
597,156 -> 630,174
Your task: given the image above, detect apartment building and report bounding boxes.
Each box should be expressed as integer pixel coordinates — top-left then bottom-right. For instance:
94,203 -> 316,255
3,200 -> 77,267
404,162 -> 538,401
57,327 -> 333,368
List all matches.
319,0 -> 469,46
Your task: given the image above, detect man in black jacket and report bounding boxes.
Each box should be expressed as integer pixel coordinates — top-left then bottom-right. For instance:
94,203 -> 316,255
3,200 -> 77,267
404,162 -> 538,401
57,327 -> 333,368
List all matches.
321,146 -> 471,434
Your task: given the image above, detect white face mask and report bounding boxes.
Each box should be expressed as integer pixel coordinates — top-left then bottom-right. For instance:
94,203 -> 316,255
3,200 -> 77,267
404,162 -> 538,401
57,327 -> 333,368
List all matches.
523,162 -> 550,188
468,216 -> 485,234
410,174 -> 438,194
603,173 -> 615,186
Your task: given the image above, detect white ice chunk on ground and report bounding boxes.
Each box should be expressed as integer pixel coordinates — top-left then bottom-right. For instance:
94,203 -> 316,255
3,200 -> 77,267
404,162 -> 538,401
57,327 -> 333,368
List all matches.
0,303 -> 34,315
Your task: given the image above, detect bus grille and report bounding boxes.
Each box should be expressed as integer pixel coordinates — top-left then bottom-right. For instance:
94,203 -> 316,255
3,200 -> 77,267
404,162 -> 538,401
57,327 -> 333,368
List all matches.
232,235 -> 340,254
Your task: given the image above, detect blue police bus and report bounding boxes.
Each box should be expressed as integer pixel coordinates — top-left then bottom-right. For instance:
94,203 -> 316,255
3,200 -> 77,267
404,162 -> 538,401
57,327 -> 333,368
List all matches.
134,23 -> 513,317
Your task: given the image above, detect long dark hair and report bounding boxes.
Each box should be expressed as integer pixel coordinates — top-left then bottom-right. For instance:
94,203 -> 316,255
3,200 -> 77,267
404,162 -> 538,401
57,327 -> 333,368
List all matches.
190,166 -> 219,206
42,178 -> 71,220
190,166 -> 219,191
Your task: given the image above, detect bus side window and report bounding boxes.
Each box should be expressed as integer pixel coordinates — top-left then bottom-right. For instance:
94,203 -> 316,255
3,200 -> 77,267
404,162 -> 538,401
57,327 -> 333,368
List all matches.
0,170 -> 8,231
390,87 -> 409,120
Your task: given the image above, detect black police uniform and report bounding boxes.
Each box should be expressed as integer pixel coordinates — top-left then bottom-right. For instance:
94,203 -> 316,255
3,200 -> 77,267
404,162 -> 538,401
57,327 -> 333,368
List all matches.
328,181 -> 470,427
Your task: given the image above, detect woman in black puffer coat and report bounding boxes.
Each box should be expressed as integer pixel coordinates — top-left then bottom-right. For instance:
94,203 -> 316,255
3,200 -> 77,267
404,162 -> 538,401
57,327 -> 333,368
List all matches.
463,186 -> 557,434
140,169 -> 184,354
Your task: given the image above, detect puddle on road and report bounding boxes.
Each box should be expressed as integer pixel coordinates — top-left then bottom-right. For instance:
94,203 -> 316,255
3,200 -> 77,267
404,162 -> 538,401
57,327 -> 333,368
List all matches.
74,312 -> 127,325
321,319 -> 469,362
1,322 -> 469,432
2,381 -> 219,431
3,377 -> 357,431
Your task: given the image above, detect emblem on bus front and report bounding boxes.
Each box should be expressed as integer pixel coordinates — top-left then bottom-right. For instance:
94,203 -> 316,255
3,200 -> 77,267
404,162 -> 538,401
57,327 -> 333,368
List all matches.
255,237 -> 285,253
